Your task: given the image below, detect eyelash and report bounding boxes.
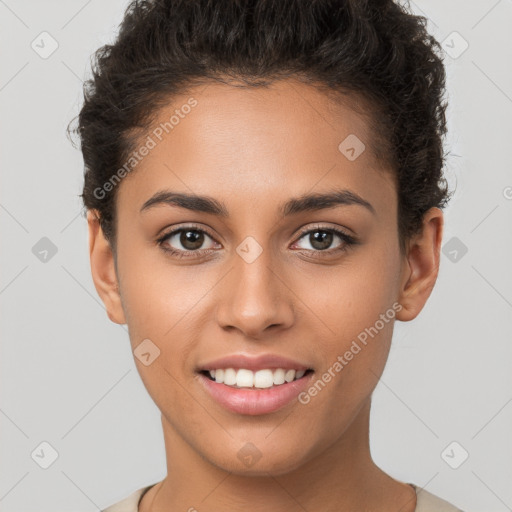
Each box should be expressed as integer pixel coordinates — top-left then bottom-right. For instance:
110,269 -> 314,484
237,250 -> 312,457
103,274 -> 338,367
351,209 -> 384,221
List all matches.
156,223 -> 358,260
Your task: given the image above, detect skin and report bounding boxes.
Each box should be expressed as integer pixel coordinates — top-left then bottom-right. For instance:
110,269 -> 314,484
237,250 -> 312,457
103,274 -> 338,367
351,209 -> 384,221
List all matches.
87,78 -> 443,512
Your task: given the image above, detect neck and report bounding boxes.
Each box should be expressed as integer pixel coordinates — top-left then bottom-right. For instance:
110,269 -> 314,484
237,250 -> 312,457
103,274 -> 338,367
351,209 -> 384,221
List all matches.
140,398 -> 416,512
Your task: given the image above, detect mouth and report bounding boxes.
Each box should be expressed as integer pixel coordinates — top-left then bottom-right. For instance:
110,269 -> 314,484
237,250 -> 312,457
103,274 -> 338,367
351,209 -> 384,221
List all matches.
196,367 -> 315,416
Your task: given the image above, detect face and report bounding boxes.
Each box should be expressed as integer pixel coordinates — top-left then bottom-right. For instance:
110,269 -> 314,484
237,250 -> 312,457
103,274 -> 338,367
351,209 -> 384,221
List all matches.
88,78 -> 442,476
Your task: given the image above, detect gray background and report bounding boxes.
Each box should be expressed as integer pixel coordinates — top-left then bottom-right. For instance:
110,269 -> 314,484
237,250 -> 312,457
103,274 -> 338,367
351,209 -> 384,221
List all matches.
1,0 -> 511,511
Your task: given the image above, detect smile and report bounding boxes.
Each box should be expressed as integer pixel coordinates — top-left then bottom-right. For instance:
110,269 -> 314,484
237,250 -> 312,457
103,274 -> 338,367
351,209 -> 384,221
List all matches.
197,369 -> 315,415
202,368 -> 312,389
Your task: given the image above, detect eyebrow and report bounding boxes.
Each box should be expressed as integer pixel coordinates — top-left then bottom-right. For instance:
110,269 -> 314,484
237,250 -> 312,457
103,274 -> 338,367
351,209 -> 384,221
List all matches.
140,188 -> 376,217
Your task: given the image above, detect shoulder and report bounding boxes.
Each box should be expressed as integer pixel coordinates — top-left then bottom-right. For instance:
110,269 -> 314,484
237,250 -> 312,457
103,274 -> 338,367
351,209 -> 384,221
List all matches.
101,483 -> 157,512
410,483 -> 465,512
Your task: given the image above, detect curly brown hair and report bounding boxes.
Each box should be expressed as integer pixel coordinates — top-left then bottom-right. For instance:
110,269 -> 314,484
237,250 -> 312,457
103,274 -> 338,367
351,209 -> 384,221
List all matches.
67,0 -> 451,254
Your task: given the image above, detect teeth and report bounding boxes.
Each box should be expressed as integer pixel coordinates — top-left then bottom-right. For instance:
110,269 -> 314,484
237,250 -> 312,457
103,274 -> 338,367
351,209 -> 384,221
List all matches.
236,369 -> 254,388
284,369 -> 295,382
254,369 -> 274,388
273,368 -> 285,385
205,368 -> 309,388
223,368 -> 237,385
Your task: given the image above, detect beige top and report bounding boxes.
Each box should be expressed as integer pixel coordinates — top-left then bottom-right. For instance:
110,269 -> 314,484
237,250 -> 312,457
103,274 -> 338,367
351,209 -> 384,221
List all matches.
102,482 -> 464,512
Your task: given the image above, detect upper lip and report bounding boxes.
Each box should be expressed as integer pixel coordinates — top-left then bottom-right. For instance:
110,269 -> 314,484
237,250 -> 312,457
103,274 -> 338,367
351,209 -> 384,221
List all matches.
197,353 -> 313,372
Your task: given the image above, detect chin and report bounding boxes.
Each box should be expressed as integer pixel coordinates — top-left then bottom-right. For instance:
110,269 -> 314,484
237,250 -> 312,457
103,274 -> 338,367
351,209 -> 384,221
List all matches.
205,441 -> 313,477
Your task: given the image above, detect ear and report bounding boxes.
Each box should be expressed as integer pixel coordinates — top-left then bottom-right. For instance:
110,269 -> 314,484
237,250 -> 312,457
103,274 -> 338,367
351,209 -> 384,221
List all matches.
396,207 -> 444,322
87,209 -> 126,325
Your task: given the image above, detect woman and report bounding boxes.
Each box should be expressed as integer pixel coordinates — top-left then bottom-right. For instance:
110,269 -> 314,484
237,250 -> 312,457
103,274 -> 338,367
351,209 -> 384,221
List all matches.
69,0 -> 464,510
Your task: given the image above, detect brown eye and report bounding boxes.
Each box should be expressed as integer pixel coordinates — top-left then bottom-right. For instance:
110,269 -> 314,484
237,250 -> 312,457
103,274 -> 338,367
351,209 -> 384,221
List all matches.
158,227 -> 219,256
179,230 -> 205,250
307,230 -> 334,250
294,227 -> 354,253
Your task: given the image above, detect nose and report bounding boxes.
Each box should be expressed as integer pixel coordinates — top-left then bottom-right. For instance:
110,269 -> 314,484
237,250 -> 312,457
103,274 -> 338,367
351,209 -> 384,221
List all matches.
214,244 -> 295,339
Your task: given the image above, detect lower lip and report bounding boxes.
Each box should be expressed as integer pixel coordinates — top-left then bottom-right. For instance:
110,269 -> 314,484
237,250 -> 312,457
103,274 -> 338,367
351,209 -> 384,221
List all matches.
197,371 -> 314,416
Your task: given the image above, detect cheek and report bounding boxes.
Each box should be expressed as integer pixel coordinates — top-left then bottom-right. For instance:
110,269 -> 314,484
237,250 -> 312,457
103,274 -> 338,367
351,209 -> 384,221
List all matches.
299,237 -> 401,397
116,250 -> 200,408
116,238 -> 195,337
295,281 -> 398,436
116,246 -> 219,389
306,241 -> 400,339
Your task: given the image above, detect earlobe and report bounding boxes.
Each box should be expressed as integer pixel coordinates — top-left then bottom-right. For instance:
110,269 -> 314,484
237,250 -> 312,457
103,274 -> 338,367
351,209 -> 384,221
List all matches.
87,209 -> 127,325
396,207 -> 444,322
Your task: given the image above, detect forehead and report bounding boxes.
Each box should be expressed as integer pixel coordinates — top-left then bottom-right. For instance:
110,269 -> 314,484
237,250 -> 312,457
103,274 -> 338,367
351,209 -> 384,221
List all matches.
116,79 -> 396,218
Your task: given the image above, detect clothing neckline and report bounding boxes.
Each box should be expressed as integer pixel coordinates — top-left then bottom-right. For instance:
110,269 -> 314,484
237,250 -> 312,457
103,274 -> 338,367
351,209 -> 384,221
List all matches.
137,484 -> 156,510
137,482 -> 420,510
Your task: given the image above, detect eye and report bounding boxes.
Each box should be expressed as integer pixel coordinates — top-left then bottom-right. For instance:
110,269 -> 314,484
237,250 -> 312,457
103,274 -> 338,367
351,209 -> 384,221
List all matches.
292,225 -> 357,256
157,225 -> 219,258
156,223 -> 357,260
